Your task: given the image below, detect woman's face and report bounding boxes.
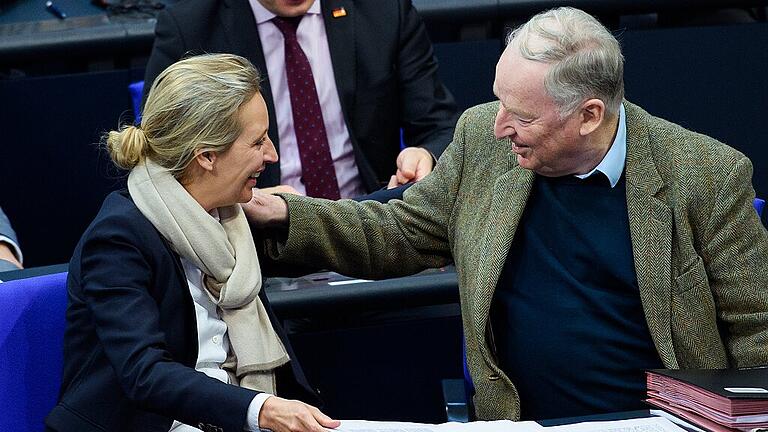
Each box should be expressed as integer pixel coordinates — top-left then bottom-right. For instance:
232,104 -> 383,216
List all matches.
210,93 -> 277,206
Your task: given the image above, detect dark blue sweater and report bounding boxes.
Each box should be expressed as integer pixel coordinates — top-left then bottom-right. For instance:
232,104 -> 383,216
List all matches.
490,173 -> 662,420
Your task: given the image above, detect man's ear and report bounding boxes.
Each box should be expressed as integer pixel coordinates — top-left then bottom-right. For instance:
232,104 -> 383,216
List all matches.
579,98 -> 606,136
194,150 -> 216,172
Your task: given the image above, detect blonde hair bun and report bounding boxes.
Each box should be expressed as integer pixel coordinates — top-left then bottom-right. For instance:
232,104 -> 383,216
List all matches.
106,125 -> 148,170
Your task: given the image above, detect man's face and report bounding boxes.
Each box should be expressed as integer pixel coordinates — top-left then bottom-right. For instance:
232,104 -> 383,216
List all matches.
492,48 -> 592,177
257,0 -> 314,17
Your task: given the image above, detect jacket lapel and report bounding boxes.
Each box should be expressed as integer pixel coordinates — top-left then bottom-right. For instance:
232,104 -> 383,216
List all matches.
321,0 -> 356,124
472,153 -> 534,361
220,0 -> 282,186
624,103 -> 678,368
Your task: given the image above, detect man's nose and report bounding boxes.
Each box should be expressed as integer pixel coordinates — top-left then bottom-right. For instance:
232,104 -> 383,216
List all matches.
494,107 -> 513,140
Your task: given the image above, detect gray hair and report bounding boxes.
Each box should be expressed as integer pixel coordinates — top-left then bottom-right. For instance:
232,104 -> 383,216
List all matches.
506,7 -> 624,117
106,53 -> 261,179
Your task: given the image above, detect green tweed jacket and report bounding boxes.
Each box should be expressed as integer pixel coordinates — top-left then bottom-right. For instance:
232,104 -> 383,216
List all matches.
271,101 -> 768,420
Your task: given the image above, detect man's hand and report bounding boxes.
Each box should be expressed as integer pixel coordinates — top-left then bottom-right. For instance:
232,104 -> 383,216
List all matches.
242,189 -> 289,227
259,396 -> 340,432
0,242 -> 22,269
258,185 -> 303,196
387,147 -> 434,189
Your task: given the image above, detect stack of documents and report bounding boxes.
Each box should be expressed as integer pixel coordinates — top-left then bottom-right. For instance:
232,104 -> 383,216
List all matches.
646,368 -> 768,431
335,416 -> 686,432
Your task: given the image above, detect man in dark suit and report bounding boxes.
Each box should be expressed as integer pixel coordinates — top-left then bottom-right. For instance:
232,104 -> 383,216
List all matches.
143,0 -> 459,199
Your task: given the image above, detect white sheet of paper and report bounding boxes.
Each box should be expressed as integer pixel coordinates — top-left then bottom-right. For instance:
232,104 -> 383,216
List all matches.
649,409 -> 706,432
328,279 -> 372,286
544,416 -> 686,432
334,419 -> 543,432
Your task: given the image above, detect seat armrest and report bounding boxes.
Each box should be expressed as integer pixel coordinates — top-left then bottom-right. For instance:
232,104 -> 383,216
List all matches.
441,378 -> 469,423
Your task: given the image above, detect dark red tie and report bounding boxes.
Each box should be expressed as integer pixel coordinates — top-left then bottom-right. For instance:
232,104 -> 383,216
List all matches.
272,16 -> 341,200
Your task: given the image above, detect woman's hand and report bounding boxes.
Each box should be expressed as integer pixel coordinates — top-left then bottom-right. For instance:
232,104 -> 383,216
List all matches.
259,396 -> 340,432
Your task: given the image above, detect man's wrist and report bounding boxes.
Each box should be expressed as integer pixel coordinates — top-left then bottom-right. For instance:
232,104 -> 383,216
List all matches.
271,195 -> 290,227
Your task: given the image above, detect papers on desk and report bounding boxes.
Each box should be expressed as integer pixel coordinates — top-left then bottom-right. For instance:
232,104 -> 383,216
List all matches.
335,419 -> 542,432
545,417 -> 686,432
334,416 -> 685,432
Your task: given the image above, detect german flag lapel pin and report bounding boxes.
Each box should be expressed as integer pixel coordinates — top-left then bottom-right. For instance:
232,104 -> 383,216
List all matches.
332,7 -> 347,18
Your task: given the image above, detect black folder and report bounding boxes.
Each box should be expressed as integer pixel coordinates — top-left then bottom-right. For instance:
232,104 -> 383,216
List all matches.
649,368 -> 768,400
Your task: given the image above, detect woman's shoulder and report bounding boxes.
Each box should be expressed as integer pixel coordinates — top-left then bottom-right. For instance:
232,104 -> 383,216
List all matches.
91,190 -> 152,233
77,190 -> 165,255
68,188 -> 182,294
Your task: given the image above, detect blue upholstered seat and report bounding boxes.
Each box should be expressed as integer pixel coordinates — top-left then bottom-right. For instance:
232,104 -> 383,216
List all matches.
0,272 -> 68,432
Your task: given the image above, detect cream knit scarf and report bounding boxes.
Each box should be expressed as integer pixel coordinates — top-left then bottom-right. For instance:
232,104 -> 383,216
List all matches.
128,158 -> 289,393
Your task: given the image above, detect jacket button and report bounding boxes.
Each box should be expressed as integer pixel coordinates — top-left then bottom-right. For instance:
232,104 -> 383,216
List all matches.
488,374 -> 500,381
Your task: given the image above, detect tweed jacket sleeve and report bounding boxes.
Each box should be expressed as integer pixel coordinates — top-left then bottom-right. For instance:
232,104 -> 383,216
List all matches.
265,111 -> 478,279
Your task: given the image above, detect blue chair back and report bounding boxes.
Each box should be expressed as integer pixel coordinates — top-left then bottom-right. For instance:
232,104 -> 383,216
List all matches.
755,198 -> 765,218
0,272 -> 68,432
462,339 -> 474,396
128,80 -> 145,124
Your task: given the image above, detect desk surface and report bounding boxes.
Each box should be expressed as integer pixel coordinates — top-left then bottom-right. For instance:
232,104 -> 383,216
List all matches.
265,266 -> 459,318
538,410 -> 651,427
0,264 -> 460,317
0,0 -> 165,62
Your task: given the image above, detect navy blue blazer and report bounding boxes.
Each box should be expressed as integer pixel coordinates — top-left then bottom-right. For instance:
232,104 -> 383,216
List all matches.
46,190 -> 317,432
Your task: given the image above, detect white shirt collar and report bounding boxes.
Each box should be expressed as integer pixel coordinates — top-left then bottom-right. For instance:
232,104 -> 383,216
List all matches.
249,0 -> 321,25
574,103 -> 626,188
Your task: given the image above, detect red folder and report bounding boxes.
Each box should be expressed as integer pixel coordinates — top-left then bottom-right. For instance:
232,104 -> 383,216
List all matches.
646,368 -> 768,432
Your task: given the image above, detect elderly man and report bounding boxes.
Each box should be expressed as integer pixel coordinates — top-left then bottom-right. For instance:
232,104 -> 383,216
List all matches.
246,7 -> 768,421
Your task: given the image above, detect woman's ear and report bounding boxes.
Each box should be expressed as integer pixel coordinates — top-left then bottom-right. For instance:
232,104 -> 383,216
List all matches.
194,150 -> 216,172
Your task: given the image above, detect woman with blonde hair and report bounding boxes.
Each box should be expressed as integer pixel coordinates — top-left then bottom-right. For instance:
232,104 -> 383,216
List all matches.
46,54 -> 339,432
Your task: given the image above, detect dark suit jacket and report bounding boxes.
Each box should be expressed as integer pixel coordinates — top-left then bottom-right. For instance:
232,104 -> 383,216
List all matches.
46,190 -> 317,432
142,0 -> 459,193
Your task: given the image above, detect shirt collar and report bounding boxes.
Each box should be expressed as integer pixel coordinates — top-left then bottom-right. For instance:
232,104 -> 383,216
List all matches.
574,103 -> 626,188
249,0 -> 321,25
